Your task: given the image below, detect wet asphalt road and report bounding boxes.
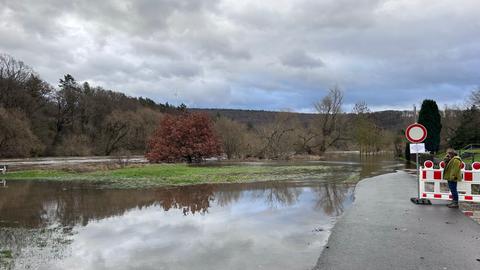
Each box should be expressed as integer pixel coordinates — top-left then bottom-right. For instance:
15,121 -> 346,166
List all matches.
314,171 -> 480,270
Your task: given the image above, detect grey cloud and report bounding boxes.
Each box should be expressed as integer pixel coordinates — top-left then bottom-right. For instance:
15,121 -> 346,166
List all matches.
71,0 -> 221,37
1,0 -> 221,39
281,50 -> 324,69
143,60 -> 203,79
133,38 -> 183,60
1,0 -> 479,111
290,0 -> 382,30
1,0 -> 71,38
181,27 -> 251,61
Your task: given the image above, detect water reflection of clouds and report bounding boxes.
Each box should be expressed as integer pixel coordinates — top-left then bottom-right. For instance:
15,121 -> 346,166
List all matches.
1,181 -> 355,269
0,155 -> 404,269
37,186 -> 353,270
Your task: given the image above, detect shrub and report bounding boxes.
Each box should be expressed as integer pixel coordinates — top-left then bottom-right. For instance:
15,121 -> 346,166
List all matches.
146,112 -> 222,163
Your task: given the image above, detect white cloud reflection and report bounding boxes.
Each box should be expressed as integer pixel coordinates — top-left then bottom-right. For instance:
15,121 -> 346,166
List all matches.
41,187 -> 353,270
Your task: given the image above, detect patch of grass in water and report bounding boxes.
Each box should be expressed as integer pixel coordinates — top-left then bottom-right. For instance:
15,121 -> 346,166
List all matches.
5,169 -> 74,179
5,163 -> 352,188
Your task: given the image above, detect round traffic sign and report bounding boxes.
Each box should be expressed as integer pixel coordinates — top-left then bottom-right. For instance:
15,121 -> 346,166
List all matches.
405,123 -> 427,143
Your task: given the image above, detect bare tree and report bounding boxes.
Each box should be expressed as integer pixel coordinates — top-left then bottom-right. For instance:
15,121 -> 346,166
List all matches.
295,124 -> 320,155
0,54 -> 52,117
0,107 -> 43,157
54,134 -> 92,156
101,110 -> 140,155
257,112 -> 297,159
352,100 -> 370,115
352,101 -> 375,154
352,101 -> 395,154
313,86 -> 345,153
214,117 -> 248,159
0,55 -> 33,108
470,87 -> 480,106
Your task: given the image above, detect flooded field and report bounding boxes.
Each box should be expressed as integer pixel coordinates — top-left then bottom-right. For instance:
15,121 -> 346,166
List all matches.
0,154 -> 404,270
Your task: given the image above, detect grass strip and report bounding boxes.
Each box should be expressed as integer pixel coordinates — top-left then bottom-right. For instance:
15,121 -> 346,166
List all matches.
4,164 -> 349,188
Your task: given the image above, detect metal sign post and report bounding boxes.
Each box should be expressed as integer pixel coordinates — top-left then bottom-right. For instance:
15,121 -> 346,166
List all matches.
406,123 -> 430,204
414,145 -> 420,199
410,143 -> 426,199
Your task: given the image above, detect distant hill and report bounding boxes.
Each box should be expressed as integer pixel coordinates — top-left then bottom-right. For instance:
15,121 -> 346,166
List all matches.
191,108 -> 415,133
191,108 -> 316,126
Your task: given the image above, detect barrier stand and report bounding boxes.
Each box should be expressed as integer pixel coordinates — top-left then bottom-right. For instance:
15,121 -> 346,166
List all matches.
410,159 -> 432,205
417,160 -> 480,203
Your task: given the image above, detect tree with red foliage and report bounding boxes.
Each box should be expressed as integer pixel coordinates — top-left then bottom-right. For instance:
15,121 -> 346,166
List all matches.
146,112 -> 222,163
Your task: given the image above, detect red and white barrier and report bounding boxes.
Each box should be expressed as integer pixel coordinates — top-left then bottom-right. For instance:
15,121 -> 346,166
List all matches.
419,160 -> 480,203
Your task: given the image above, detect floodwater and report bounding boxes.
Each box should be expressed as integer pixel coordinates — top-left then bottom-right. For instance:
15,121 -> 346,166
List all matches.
0,153 -> 404,270
0,156 -> 147,171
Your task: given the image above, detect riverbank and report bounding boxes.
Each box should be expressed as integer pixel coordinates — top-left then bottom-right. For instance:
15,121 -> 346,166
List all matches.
314,171 -> 480,270
3,163 -> 362,188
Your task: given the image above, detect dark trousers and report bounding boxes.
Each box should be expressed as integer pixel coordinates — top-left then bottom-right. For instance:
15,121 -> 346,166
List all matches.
448,181 -> 458,202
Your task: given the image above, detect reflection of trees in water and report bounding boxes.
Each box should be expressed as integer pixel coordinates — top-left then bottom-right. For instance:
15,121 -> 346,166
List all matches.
312,183 -> 354,216
214,181 -> 302,208
358,154 -> 394,179
0,180 -> 353,229
158,185 -> 215,215
214,186 -> 243,207
0,182 -> 216,228
251,182 -> 302,207
0,183 -> 219,269
214,181 -> 353,213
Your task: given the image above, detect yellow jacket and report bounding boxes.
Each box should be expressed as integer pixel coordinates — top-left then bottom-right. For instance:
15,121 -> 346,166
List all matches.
443,156 -> 462,182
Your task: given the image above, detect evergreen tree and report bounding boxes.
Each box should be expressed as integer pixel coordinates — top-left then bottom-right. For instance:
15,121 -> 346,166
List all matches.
418,99 -> 442,153
404,142 -> 411,161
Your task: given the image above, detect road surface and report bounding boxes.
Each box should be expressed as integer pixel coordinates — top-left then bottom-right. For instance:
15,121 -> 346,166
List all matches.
314,171 -> 480,270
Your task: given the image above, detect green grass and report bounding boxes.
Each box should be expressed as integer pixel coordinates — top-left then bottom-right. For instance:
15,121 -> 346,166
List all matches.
0,249 -> 13,267
462,150 -> 480,164
435,149 -> 480,159
0,250 -> 12,259
4,169 -> 73,179
4,164 -> 340,188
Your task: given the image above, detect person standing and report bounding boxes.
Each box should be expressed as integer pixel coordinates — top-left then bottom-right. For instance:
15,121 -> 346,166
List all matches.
443,148 -> 462,208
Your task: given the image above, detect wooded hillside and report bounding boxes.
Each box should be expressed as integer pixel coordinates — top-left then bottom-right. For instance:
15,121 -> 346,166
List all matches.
3,53 -> 477,160
0,54 -> 184,158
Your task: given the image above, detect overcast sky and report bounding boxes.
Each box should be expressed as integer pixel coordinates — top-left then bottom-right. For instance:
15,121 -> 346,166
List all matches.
1,0 -> 479,112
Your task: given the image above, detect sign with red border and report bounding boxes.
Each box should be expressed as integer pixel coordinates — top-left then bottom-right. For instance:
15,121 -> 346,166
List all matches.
405,123 -> 427,143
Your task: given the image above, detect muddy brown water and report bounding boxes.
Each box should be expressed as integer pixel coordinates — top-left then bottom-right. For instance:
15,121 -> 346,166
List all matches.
0,154 -> 404,270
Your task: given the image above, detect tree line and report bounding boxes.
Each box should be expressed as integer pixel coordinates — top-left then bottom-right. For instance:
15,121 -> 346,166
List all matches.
439,92 -> 480,150
0,54 -> 184,158
144,89 -> 480,162
208,87 -> 402,160
0,54 -> 406,160
3,53 -> 478,161
411,94 -> 480,158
